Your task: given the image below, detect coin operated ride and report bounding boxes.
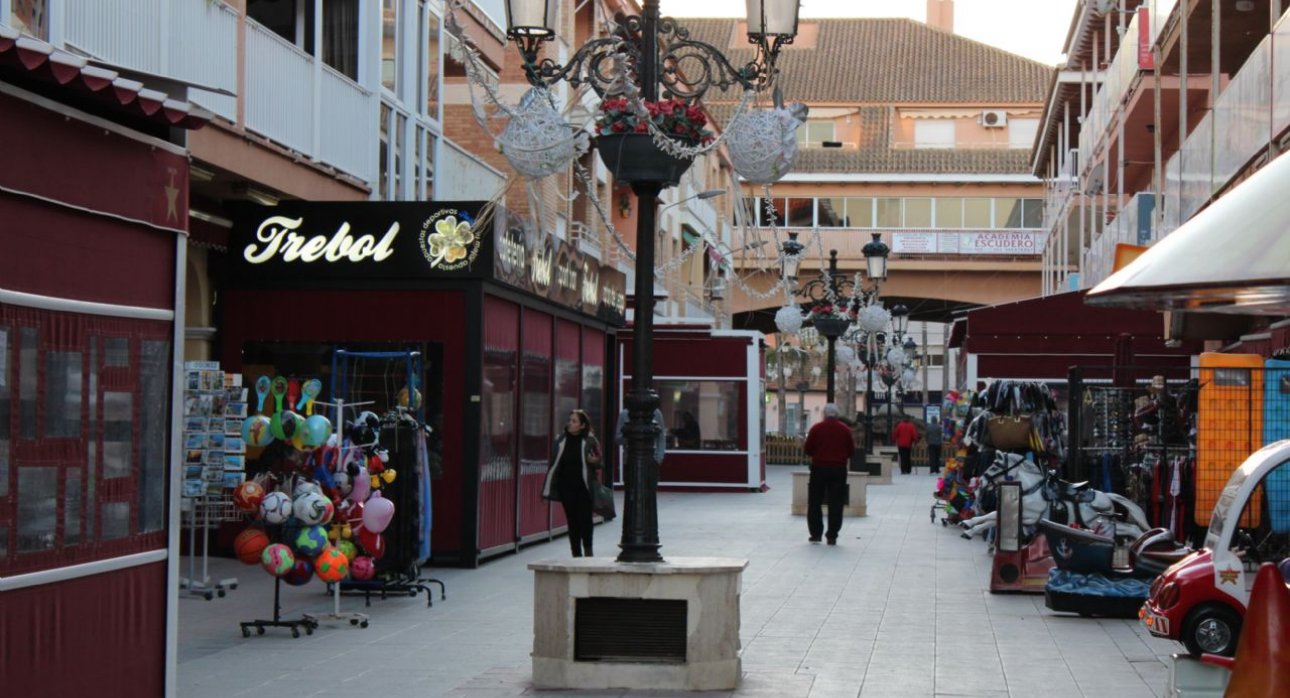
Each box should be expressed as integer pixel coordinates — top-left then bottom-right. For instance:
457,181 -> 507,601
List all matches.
1140,439 -> 1290,657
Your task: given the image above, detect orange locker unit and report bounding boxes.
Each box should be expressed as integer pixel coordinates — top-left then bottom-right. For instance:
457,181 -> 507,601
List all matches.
1194,353 -> 1265,525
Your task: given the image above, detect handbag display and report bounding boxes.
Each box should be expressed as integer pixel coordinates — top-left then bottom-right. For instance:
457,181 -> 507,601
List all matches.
592,479 -> 616,520
986,415 -> 1034,450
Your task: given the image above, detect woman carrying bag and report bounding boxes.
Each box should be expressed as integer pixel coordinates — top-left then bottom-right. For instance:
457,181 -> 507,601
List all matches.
541,409 -> 604,557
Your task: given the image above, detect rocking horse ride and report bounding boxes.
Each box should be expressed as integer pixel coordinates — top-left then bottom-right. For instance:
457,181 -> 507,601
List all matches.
959,451 -> 1152,544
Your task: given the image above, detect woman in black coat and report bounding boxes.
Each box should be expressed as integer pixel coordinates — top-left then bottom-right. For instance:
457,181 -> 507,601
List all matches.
540,409 -> 602,556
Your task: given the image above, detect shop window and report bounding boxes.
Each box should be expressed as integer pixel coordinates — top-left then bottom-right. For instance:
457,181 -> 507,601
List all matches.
964,198 -> 991,228
382,0 -> 401,93
657,380 -> 742,451
19,326 -> 36,438
0,327 -> 9,497
105,336 -> 129,367
556,323 -> 581,427
17,466 -> 57,552
905,199 -> 932,228
996,198 -> 1021,228
0,527 -> 6,557
755,198 -> 786,227
817,198 -> 845,227
581,328 -> 605,440
11,0 -> 49,41
482,344 -> 518,481
844,198 -> 874,228
100,501 -> 130,541
103,391 -> 133,479
138,340 -> 170,534
422,4 -> 442,121
45,351 -> 82,438
876,198 -> 902,228
87,337 -> 97,532
65,470 -> 82,546
1022,198 -> 1044,228
935,198 -> 964,228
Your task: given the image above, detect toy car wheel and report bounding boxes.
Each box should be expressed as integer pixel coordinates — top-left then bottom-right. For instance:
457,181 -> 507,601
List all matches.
1183,604 -> 1241,657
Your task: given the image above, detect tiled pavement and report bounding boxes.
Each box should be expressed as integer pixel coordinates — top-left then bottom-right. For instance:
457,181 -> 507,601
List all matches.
178,465 -> 1176,697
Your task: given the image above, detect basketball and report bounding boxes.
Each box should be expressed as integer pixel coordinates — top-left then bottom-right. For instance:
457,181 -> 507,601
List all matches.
313,546 -> 349,583
234,528 -> 269,565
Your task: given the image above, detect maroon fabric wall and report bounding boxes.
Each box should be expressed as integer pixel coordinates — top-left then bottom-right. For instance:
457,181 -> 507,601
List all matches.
0,561 -> 167,697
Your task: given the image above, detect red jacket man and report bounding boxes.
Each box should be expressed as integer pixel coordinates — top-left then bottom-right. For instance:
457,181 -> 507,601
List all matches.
891,416 -> 920,474
802,404 -> 855,544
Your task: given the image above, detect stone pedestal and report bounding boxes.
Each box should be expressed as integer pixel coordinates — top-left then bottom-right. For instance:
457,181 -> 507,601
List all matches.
790,470 -> 867,516
530,557 -> 747,691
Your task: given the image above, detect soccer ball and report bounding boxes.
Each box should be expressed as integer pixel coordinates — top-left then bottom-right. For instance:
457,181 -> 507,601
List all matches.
293,491 -> 334,526
293,525 -> 329,557
313,546 -> 349,583
232,480 -> 266,513
282,558 -> 314,586
260,543 -> 295,577
258,491 -> 292,524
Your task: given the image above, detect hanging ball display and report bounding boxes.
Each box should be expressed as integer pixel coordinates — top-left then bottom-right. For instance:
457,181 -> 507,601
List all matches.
293,491 -> 334,526
350,555 -> 377,581
232,480 -> 266,513
336,538 -> 358,562
774,305 -> 804,335
282,558 -> 314,586
258,491 -> 293,525
241,415 -> 275,448
835,344 -> 856,365
725,105 -> 808,184
277,410 -> 306,441
357,528 -> 386,560
302,414 -> 333,448
293,480 -> 322,499
886,346 -> 907,368
293,524 -> 330,557
234,528 -> 270,565
497,87 -> 589,180
260,543 -> 295,577
856,304 -> 891,333
314,546 -> 350,583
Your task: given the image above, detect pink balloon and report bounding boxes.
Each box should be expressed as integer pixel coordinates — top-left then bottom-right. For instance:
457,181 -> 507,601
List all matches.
362,490 -> 395,533
349,466 -> 370,503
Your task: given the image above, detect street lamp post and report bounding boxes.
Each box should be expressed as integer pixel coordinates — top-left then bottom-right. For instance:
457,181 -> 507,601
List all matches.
504,0 -> 800,564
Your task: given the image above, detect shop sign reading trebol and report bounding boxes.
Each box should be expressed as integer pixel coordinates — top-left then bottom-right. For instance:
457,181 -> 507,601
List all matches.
229,202 -> 490,282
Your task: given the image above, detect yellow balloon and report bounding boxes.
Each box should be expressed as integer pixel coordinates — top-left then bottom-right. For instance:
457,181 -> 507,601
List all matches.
382,469 -> 397,484
370,475 -> 381,489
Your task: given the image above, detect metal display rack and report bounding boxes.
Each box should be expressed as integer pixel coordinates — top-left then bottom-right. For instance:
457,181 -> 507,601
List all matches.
180,494 -> 240,600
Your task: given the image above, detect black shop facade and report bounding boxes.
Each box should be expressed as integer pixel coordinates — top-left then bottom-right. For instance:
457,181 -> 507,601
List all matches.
222,202 -> 626,567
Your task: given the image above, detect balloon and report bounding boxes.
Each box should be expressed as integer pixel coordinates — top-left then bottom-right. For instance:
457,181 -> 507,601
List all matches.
349,466 -> 370,503
275,410 -> 305,441
242,415 -> 275,447
357,527 -> 385,560
362,490 -> 395,533
303,415 -> 333,448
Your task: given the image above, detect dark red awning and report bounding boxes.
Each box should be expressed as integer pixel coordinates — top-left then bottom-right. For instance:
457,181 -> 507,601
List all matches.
0,25 -> 211,130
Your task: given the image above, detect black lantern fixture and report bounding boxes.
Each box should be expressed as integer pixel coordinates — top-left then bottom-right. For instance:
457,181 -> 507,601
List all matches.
780,231 -> 805,282
502,0 -> 801,564
861,232 -> 890,282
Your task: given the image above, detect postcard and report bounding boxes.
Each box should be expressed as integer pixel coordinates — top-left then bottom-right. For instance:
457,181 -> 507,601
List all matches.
222,471 -> 245,489
184,416 -> 207,432
204,449 -> 224,466
207,432 -> 226,449
223,436 -> 245,454
185,371 -> 201,391
185,433 -> 207,449
201,464 -> 223,481
223,401 -> 247,418
184,465 -> 204,481
185,449 -> 205,465
223,454 -> 245,471
224,417 -> 243,435
183,480 -> 204,498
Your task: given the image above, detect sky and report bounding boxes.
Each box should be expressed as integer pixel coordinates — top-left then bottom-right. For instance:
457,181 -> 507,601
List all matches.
657,0 -> 1081,66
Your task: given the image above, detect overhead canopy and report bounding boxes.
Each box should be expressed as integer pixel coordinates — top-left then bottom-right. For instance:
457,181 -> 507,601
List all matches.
1087,149 -> 1290,316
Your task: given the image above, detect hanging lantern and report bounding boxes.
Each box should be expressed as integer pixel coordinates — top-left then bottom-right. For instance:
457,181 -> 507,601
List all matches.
835,344 -> 855,365
726,105 -> 807,184
886,346 -> 907,368
856,304 -> 890,333
496,88 -> 588,179
774,305 -> 804,334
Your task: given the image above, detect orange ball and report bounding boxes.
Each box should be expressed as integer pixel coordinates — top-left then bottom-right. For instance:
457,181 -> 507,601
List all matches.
232,480 -> 266,513
314,546 -> 349,583
234,528 -> 270,565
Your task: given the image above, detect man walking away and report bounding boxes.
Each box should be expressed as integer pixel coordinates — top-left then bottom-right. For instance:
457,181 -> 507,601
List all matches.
803,404 -> 855,545
925,417 -> 943,476
891,414 -> 919,475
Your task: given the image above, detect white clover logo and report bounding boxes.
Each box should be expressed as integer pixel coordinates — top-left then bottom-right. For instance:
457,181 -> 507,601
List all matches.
419,211 -> 480,271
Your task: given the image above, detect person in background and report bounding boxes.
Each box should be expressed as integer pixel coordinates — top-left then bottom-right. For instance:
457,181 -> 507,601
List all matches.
803,403 -> 855,545
891,414 -> 919,475
541,409 -> 602,557
925,417 -> 943,476
615,407 -> 667,466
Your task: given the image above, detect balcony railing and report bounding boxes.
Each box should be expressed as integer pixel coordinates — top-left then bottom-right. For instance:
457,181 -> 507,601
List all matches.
1078,10 -> 1147,172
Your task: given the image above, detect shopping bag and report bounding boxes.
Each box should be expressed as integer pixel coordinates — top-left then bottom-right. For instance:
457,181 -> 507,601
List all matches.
592,480 -> 616,520
986,415 -> 1034,450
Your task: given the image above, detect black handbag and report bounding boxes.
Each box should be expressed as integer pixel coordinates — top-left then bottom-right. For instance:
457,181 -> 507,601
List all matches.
592,479 -> 616,520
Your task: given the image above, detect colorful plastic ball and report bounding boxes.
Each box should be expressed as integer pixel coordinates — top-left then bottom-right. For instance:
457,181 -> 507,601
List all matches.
303,415 -> 333,448
234,528 -> 270,565
241,415 -> 275,448
232,480 -> 266,513
293,524 -> 329,556
282,558 -> 314,586
258,491 -> 292,524
335,539 -> 358,562
314,546 -> 350,583
271,410 -> 306,441
293,491 -> 334,526
357,528 -> 386,560
261,543 -> 295,577
350,555 -> 376,581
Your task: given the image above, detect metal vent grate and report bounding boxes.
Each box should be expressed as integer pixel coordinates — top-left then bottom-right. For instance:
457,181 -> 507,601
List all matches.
574,597 -> 687,663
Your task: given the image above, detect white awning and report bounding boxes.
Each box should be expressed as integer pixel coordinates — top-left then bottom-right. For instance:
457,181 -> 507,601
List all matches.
1087,151 -> 1290,316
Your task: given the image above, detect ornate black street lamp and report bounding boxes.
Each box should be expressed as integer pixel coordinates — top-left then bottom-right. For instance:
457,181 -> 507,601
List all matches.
503,0 -> 800,564
797,249 -> 853,404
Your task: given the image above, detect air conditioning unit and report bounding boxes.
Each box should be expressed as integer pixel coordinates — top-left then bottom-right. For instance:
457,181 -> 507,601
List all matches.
980,110 -> 1008,128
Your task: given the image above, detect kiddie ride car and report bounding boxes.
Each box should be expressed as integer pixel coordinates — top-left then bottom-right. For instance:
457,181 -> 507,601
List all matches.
1140,439 -> 1290,657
